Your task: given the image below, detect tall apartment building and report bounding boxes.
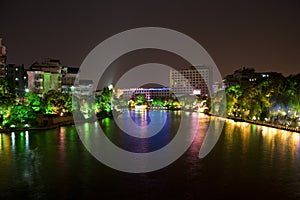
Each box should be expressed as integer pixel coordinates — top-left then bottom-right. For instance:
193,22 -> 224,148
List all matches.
27,59 -> 62,96
170,65 -> 211,96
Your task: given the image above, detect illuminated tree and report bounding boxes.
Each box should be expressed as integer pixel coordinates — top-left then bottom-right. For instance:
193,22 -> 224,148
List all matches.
44,90 -> 72,115
24,92 -> 43,112
0,78 -> 16,126
8,105 -> 36,126
95,86 -> 113,116
135,94 -> 147,105
178,95 -> 197,110
226,84 -> 242,117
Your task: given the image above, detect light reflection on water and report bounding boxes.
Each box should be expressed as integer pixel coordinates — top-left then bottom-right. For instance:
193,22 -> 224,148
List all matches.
0,111 -> 299,199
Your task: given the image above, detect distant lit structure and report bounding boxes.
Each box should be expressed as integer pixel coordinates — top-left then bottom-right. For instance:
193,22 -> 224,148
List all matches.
27,59 -> 62,96
212,80 -> 226,94
61,67 -> 79,93
6,64 -> 27,96
74,80 -> 94,96
116,87 -> 171,100
170,65 -> 211,96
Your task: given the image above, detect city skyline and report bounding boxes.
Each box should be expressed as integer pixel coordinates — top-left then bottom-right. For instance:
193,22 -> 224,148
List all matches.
1,0 -> 299,78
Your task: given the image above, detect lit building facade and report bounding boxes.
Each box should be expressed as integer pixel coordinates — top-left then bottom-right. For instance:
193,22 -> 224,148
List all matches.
170,65 -> 211,96
27,59 -> 62,96
116,87 -> 171,100
61,67 -> 79,93
74,80 -> 94,96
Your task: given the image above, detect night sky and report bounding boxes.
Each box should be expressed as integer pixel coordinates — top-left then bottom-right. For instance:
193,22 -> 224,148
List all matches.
1,0 -> 300,77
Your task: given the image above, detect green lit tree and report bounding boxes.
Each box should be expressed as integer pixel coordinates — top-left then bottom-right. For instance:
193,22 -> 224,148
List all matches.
0,78 -> 16,126
44,90 -> 72,115
8,105 -> 36,127
24,92 -> 44,113
95,86 -> 113,116
134,94 -> 147,105
226,84 -> 242,117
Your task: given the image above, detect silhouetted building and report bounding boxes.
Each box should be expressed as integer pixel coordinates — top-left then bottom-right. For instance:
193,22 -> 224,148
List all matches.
224,67 -> 282,87
6,64 -> 27,96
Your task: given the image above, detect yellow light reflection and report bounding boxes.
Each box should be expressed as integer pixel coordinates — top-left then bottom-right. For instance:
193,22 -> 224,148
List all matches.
292,132 -> 300,145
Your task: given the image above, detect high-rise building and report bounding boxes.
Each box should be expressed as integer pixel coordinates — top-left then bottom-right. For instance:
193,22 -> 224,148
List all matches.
170,65 -> 211,96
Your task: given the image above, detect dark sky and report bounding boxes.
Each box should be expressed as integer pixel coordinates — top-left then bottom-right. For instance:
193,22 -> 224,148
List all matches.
1,0 -> 300,77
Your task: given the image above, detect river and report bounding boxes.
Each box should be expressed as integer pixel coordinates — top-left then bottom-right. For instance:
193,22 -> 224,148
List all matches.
0,110 -> 299,199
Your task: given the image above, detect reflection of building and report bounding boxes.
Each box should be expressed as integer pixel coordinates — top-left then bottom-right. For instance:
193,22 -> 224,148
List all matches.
27,59 -> 62,96
170,65 -> 211,96
6,64 -> 27,96
224,67 -> 282,87
116,87 -> 171,100
61,67 -> 79,93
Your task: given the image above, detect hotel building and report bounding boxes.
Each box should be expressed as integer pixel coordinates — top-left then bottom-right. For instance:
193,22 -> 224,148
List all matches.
170,65 -> 211,96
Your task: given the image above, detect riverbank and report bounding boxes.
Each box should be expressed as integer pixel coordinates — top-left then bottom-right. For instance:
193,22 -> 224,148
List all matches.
212,114 -> 300,133
2,110 -> 299,134
0,113 -> 111,133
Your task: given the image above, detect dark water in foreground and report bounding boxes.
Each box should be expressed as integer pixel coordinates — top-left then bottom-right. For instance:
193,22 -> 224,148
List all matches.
0,111 -> 299,199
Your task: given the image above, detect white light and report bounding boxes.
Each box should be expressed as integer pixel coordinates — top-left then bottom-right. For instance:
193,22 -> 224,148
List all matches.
108,84 -> 113,90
